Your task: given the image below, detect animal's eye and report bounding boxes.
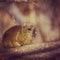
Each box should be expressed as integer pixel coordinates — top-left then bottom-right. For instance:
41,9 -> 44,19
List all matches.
27,28 -> 32,31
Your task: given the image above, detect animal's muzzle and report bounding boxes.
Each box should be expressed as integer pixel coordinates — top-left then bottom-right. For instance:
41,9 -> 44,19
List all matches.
32,28 -> 36,37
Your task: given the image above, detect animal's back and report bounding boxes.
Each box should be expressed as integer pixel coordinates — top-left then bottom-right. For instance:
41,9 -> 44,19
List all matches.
2,25 -> 22,48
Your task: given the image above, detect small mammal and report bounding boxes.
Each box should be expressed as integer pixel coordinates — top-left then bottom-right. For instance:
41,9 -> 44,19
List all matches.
2,24 -> 36,48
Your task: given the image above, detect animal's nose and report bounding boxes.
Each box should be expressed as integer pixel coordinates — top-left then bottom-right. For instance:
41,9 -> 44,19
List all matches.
32,28 -> 36,37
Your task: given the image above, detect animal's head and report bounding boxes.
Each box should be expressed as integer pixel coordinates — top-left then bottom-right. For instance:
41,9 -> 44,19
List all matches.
21,22 -> 36,37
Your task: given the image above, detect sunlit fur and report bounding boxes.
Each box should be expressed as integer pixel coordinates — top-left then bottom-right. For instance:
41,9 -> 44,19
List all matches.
2,23 -> 35,48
